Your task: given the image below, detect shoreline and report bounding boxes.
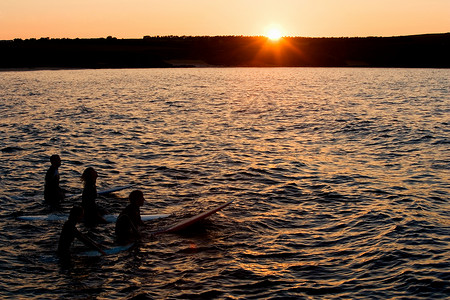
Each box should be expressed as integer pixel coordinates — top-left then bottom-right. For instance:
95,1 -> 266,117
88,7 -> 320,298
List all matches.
1,34 -> 449,69
1,66 -> 449,72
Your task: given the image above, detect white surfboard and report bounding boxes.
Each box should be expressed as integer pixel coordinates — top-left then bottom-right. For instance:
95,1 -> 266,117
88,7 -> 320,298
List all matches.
17,214 -> 68,221
103,214 -> 171,223
98,185 -> 134,195
78,243 -> 135,257
65,184 -> 134,199
17,213 -> 170,222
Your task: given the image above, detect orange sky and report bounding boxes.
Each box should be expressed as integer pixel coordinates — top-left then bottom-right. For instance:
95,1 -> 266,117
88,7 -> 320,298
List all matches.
1,0 -> 449,40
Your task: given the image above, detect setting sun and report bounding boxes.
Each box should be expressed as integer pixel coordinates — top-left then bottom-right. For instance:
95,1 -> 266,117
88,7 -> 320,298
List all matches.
266,28 -> 283,41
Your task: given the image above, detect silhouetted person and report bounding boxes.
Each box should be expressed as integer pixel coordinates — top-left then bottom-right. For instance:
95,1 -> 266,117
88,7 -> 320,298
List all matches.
44,154 -> 64,207
57,206 -> 106,258
115,190 -> 145,244
81,167 -> 107,226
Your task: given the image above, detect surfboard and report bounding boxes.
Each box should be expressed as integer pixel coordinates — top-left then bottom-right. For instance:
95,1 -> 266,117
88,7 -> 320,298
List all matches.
17,213 -> 170,222
98,185 -> 134,195
17,214 -> 68,221
154,200 -> 233,234
103,214 -> 170,223
78,243 -> 135,257
65,184 -> 134,199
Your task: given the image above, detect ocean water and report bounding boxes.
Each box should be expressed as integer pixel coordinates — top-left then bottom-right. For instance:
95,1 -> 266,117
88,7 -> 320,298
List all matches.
0,68 -> 448,299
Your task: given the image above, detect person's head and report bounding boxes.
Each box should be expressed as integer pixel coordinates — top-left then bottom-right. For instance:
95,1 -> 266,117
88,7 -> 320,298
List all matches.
81,167 -> 98,185
129,190 -> 144,207
50,155 -> 61,167
68,205 -> 84,222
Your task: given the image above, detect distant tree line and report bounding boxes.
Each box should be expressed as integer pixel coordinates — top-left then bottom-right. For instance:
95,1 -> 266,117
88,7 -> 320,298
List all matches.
1,33 -> 449,69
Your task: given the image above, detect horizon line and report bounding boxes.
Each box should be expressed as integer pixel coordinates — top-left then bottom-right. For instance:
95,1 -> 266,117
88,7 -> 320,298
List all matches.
2,32 -> 450,42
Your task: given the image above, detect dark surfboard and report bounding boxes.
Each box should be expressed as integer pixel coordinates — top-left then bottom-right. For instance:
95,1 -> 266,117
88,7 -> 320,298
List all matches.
154,200 -> 233,234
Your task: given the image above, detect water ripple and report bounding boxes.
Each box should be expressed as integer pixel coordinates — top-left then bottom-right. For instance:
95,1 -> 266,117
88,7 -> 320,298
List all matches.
0,68 -> 448,299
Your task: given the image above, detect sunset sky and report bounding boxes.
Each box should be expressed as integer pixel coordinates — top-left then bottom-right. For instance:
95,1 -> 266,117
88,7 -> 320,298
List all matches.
1,0 -> 449,40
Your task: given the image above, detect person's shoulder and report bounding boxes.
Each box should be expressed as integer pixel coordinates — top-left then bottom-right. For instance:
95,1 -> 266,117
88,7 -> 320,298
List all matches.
61,220 -> 74,232
116,212 -> 131,225
84,183 -> 96,190
123,204 -> 136,213
45,166 -> 54,175
82,184 -> 97,195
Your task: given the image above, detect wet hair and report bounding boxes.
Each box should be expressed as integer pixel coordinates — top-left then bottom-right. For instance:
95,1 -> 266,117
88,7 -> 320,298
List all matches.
68,205 -> 84,221
81,167 -> 97,185
129,190 -> 144,205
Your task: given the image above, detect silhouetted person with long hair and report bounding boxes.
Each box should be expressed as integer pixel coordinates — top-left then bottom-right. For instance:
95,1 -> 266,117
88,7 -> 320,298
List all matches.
115,190 -> 145,244
44,154 -> 64,207
57,205 -> 106,258
81,167 -> 107,226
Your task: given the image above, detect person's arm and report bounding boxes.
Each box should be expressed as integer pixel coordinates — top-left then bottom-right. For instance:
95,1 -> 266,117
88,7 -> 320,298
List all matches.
137,212 -> 145,226
75,229 -> 107,255
122,214 -> 141,236
128,216 -> 141,236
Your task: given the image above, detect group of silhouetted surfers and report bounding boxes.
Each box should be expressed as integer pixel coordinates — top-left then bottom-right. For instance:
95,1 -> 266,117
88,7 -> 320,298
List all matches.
44,154 -> 145,258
